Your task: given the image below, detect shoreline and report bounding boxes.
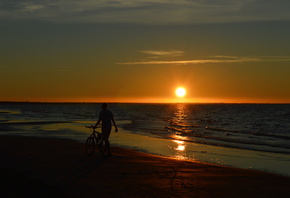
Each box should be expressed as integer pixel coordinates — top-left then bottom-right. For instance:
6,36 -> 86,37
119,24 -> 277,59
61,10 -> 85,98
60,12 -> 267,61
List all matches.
109,128 -> 290,177
1,135 -> 290,197
2,123 -> 290,177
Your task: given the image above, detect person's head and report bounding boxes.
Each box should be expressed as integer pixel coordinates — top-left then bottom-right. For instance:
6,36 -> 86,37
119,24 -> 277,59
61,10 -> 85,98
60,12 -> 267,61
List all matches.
101,103 -> 108,109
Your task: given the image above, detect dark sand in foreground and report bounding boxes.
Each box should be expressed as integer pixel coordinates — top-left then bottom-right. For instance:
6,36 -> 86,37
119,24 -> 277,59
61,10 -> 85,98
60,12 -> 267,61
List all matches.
0,135 -> 290,198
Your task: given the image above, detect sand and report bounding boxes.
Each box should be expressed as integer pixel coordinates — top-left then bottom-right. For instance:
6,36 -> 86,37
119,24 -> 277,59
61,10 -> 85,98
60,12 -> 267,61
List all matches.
0,135 -> 290,198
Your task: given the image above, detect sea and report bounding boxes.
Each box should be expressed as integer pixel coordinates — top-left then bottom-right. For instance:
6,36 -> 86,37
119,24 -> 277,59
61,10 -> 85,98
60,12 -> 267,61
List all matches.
1,102 -> 290,176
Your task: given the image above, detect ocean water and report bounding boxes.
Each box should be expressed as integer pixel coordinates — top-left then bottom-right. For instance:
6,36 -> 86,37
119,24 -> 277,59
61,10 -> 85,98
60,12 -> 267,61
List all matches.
1,102 -> 290,176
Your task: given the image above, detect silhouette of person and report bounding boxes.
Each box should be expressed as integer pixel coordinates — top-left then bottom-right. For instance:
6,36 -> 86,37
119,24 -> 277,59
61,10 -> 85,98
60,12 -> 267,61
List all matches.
94,103 -> 118,156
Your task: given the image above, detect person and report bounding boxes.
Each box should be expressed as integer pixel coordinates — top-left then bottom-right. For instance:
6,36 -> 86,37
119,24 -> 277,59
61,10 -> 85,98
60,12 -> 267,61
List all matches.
94,103 -> 118,156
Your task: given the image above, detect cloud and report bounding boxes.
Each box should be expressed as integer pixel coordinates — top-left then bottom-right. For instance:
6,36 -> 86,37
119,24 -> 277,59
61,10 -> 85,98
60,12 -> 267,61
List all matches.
20,3 -> 45,12
118,56 -> 290,65
1,0 -> 290,24
141,50 -> 184,56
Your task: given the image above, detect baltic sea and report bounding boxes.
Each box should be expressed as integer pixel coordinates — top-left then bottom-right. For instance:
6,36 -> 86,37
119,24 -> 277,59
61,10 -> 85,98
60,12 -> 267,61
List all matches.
1,102 -> 290,176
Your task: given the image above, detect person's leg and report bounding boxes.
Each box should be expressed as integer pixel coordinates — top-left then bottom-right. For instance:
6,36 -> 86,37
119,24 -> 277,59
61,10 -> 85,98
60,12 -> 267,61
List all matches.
105,139 -> 111,156
102,130 -> 111,156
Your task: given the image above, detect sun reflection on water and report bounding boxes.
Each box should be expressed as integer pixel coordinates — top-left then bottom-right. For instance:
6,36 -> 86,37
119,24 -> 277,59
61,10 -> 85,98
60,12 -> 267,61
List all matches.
173,140 -> 185,151
170,134 -> 189,160
167,104 -> 193,160
166,103 -> 195,134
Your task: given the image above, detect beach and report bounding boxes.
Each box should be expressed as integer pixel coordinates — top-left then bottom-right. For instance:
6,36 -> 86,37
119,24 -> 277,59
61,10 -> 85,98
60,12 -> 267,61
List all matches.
1,135 -> 290,198
2,103 -> 290,176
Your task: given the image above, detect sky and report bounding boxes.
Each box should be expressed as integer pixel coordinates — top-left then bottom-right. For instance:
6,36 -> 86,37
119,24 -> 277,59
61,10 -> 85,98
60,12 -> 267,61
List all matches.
1,0 -> 290,103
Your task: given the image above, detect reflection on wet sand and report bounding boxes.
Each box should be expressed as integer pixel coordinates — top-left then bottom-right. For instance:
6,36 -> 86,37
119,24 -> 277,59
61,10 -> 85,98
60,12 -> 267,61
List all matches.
170,135 -> 189,160
173,140 -> 185,151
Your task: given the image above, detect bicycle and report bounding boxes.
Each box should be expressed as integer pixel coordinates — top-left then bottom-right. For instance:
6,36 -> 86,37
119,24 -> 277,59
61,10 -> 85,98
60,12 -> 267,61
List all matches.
85,125 -> 109,156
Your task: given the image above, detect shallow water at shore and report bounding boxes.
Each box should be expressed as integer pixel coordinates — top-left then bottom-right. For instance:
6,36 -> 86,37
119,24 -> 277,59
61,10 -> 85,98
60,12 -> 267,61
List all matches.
109,126 -> 290,176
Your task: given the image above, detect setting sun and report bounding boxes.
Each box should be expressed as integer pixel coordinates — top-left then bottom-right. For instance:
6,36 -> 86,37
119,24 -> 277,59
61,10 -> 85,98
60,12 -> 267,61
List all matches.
175,87 -> 187,98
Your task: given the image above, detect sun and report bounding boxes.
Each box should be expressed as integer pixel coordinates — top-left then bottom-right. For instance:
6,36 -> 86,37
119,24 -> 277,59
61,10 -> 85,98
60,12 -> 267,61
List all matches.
175,87 -> 187,98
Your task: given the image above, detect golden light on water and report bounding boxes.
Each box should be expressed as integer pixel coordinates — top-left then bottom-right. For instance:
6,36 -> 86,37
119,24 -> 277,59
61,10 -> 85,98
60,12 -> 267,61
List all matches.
175,87 -> 187,98
172,138 -> 187,160
173,140 -> 186,151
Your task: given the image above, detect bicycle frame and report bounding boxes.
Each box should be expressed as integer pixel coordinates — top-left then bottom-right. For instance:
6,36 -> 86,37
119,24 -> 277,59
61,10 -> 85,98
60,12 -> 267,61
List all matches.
85,125 -> 109,156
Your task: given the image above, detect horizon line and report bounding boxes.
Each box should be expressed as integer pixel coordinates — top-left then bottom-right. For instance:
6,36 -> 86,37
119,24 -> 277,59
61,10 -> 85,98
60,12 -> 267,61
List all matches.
1,101 -> 290,105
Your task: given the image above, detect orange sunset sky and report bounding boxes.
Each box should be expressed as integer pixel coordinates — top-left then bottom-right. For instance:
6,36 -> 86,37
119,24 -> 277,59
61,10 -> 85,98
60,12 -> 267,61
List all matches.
1,1 -> 290,103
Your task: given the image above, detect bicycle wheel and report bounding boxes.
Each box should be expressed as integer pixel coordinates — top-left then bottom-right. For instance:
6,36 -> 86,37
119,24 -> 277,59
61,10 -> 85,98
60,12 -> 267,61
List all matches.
99,140 -> 109,156
86,135 -> 95,155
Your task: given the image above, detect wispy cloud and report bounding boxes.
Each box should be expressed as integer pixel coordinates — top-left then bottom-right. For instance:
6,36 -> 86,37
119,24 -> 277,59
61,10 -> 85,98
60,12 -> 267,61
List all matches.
118,56 -> 290,65
19,2 -> 45,12
141,50 -> 184,56
1,0 -> 290,24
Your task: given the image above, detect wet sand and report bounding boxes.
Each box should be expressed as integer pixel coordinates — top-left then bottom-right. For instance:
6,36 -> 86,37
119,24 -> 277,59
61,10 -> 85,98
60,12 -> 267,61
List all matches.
0,135 -> 290,198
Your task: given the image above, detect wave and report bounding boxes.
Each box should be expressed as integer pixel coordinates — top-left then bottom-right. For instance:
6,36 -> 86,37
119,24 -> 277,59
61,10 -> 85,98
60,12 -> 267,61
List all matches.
123,120 -> 290,155
1,121 -> 74,125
